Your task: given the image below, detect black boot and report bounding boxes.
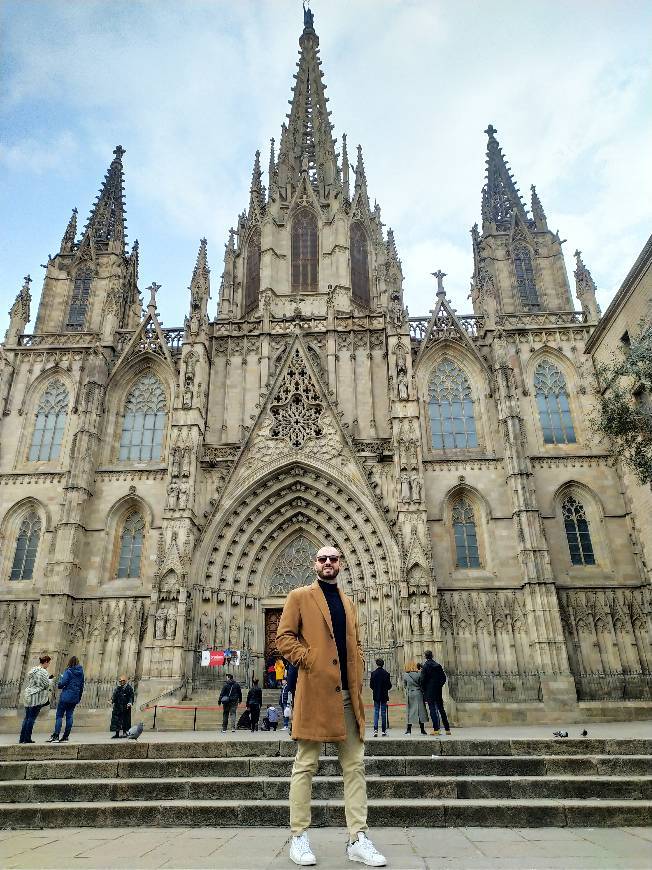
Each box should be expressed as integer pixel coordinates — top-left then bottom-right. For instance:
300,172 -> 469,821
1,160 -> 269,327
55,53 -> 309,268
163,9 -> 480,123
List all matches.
404,724 -> 412,735
420,722 -> 427,735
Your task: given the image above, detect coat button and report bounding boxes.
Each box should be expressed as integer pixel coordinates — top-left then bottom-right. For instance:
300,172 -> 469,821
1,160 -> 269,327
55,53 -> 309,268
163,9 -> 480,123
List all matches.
332,659 -> 338,666
335,686 -> 341,693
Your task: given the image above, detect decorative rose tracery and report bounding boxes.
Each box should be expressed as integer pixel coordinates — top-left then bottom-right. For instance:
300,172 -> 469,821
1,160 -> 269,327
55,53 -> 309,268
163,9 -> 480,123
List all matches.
269,349 -> 323,448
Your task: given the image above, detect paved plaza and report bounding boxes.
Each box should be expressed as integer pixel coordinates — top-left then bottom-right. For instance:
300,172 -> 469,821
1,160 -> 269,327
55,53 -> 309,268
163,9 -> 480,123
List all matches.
0,825 -> 651,869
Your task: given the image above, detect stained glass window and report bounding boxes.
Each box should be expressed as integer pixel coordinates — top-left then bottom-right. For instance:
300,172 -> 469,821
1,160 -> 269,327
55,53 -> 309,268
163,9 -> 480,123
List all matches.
562,495 -> 595,566
534,360 -> 576,445
291,208 -> 318,290
28,380 -> 68,462
244,228 -> 261,315
117,512 -> 144,578
513,246 -> 539,309
118,374 -> 167,462
10,511 -> 41,580
66,269 -> 92,330
452,499 -> 481,568
350,222 -> 370,307
267,536 -> 315,595
428,359 -> 478,449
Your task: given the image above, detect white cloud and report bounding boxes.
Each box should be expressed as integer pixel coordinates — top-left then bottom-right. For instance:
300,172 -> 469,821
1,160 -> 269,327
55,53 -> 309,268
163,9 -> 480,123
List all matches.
0,132 -> 78,174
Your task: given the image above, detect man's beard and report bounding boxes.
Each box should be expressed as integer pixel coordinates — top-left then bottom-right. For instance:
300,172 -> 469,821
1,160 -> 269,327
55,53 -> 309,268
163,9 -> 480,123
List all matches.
316,565 -> 339,580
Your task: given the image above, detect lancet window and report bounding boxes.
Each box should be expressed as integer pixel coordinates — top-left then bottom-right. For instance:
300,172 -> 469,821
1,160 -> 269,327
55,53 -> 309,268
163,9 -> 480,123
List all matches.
428,359 -> 478,449
117,512 -> 145,578
291,208 -> 318,291
534,360 -> 576,445
350,222 -> 370,307
10,511 -> 41,581
28,380 -> 69,462
452,499 -> 481,568
513,245 -> 539,309
562,495 -> 595,566
244,228 -> 261,315
66,269 -> 92,330
118,374 -> 167,462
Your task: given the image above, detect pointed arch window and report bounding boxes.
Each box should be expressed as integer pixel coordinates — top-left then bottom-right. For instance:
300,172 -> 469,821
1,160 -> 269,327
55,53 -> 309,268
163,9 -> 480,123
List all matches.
118,374 -> 167,462
534,360 -> 576,444
291,208 -> 318,291
10,511 -> 41,580
562,495 -> 595,566
28,380 -> 69,462
117,512 -> 144,578
350,222 -> 370,306
452,499 -> 481,568
513,245 -> 539,309
244,228 -> 261,316
66,268 -> 92,330
428,359 -> 478,449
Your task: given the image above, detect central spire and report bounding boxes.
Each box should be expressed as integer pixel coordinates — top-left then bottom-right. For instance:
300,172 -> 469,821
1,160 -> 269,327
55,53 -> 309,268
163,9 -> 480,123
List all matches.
273,6 -> 339,199
481,125 -> 529,231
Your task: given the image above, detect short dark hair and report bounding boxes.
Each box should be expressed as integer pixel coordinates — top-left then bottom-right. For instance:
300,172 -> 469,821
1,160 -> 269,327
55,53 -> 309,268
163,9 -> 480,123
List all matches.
67,656 -> 79,668
375,657 -> 384,667
39,654 -> 51,665
226,673 -> 233,679
424,650 -> 433,660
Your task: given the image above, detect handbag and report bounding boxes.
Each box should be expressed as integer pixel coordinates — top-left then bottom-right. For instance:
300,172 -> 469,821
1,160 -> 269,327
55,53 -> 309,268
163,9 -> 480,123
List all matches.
284,704 -> 292,719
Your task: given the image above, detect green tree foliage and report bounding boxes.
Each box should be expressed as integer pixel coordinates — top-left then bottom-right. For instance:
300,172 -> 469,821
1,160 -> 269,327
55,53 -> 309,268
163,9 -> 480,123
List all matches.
593,326 -> 652,485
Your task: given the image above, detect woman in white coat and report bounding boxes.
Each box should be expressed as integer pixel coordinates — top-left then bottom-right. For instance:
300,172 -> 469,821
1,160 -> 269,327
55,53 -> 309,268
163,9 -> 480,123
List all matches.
402,660 -> 428,735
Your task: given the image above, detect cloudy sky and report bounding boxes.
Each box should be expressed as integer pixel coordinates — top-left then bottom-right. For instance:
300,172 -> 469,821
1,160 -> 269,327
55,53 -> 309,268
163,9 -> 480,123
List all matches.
1,0 -> 651,336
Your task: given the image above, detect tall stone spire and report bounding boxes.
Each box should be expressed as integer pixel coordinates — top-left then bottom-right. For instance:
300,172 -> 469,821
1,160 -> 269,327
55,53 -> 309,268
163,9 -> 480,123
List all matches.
59,207 -> 78,255
354,144 -> 369,208
5,274 -> 32,344
267,138 -> 276,202
341,132 -> 350,201
481,125 -> 529,231
530,185 -> 548,230
574,250 -> 601,322
187,238 -> 210,333
275,6 -> 339,198
80,145 -> 127,253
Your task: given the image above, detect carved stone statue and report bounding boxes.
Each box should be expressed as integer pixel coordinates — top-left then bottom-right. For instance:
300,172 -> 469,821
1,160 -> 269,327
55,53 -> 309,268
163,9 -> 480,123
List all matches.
303,2 -> 314,30
181,446 -> 192,478
215,613 -> 225,648
166,481 -> 179,510
410,472 -> 422,503
154,606 -> 166,640
409,598 -> 421,636
397,370 -> 409,401
243,619 -> 253,649
178,481 -> 189,509
199,610 -> 211,648
229,615 -> 240,648
171,447 -> 181,479
165,606 -> 177,640
385,606 -> 395,641
421,601 -> 433,635
371,611 -> 381,646
400,472 -> 412,503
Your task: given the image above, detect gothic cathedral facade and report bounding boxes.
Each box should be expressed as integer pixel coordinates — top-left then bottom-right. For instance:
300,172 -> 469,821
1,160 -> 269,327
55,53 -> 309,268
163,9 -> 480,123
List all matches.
0,14 -> 649,720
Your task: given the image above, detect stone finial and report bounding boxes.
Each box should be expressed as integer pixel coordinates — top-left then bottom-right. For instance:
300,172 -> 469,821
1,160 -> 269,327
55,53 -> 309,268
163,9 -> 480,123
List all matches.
432,270 -> 447,298
147,282 -> 161,311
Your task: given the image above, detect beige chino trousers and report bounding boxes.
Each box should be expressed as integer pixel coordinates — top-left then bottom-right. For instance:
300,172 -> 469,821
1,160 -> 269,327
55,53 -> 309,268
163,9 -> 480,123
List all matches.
289,690 -> 367,838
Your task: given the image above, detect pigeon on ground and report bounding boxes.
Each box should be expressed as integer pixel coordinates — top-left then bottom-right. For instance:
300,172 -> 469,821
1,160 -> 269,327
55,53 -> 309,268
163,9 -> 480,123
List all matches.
552,730 -> 569,738
581,729 -> 588,737
127,722 -> 144,740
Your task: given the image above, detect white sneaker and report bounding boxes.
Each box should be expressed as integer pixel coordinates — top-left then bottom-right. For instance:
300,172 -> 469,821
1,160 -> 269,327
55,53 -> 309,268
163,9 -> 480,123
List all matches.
347,832 -> 386,866
289,832 -> 317,866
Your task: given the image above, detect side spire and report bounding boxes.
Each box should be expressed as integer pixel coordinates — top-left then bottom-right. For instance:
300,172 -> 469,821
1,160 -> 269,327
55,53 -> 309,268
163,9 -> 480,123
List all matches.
481,125 -> 529,231
80,145 -> 127,253
341,132 -> 350,200
267,137 -> 276,202
59,207 -> 78,254
275,7 -> 338,197
5,274 -> 32,344
249,149 -> 265,212
187,238 -> 210,333
354,144 -> 369,202
574,250 -> 601,322
530,185 -> 548,230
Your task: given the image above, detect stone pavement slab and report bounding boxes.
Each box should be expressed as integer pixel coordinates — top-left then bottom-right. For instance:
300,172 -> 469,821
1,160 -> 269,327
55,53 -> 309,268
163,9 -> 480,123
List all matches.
0,826 -> 650,869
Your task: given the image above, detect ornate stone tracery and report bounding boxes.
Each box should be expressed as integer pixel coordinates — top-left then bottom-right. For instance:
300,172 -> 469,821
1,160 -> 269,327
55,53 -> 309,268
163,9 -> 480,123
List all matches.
269,349 -> 324,448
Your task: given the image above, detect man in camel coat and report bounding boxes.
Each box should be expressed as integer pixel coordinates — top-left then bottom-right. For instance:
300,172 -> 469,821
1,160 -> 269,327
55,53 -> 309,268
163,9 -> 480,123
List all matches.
276,545 -> 386,867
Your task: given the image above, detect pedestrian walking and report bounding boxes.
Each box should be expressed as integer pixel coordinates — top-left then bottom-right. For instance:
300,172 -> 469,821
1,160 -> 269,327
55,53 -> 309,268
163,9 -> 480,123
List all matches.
47,656 -> 84,743
420,650 -> 451,735
277,544 -> 386,867
402,660 -> 427,735
110,675 -> 134,738
246,678 -> 263,732
218,673 -> 242,733
369,657 -> 392,737
279,678 -> 292,729
19,653 -> 53,744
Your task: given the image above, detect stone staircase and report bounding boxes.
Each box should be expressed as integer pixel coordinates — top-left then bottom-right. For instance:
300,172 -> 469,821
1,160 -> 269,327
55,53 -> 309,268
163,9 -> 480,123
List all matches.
0,737 -> 650,828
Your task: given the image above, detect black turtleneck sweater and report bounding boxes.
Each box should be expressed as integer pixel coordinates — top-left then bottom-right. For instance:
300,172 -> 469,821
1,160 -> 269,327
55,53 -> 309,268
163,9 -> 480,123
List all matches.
318,579 -> 348,690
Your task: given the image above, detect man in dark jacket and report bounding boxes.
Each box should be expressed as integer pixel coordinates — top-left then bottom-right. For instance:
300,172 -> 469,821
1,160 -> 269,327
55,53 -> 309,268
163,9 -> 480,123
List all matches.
47,656 -> 84,743
110,676 -> 135,738
246,678 -> 263,732
420,650 -> 451,735
369,657 -> 392,737
219,673 -> 242,733
279,677 -> 292,729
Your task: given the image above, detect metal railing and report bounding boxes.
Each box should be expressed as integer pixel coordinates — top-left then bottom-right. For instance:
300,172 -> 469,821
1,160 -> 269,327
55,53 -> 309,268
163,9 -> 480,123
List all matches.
575,672 -> 652,701
447,672 -> 543,703
77,680 -> 130,710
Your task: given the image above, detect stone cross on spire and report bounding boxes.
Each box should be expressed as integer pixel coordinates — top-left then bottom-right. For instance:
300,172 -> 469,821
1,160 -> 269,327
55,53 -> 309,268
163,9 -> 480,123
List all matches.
147,282 -> 161,312
432,270 -> 447,297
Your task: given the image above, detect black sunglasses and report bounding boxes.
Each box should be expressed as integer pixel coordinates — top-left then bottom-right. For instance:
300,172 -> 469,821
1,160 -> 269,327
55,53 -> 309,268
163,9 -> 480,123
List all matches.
316,555 -> 339,563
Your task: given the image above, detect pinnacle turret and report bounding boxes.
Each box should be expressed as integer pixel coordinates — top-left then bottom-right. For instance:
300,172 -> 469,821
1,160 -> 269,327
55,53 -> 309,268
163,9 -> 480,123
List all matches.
267,138 -> 276,202
5,275 -> 32,343
481,125 -> 529,231
80,146 -> 127,253
187,238 -> 210,331
59,207 -> 78,255
530,185 -> 548,230
574,250 -> 601,322
341,132 -> 350,200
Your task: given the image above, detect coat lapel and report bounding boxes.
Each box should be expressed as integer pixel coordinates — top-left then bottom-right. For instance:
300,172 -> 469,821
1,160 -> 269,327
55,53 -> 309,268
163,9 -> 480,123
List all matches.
309,580 -> 334,636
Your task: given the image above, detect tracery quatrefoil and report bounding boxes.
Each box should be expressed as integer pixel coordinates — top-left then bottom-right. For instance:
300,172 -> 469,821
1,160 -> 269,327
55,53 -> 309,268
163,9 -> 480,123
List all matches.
269,349 -> 323,448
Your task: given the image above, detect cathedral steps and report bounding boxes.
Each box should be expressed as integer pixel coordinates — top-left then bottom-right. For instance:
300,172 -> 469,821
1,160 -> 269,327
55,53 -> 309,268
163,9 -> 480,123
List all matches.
0,738 -> 650,828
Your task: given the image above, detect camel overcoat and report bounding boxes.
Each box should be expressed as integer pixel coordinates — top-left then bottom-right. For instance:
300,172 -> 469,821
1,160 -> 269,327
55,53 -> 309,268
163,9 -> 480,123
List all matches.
276,580 -> 365,742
